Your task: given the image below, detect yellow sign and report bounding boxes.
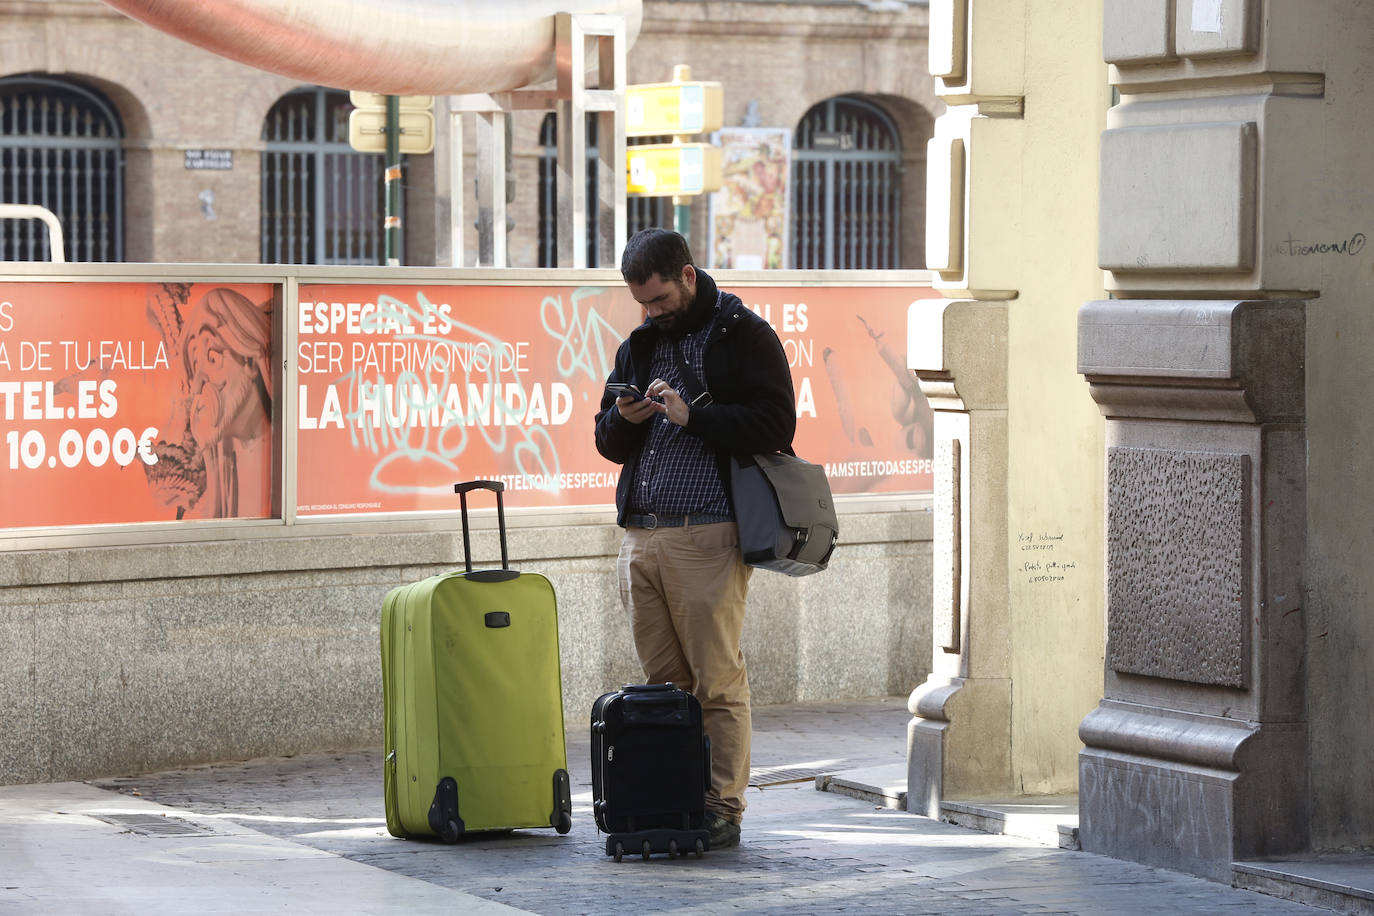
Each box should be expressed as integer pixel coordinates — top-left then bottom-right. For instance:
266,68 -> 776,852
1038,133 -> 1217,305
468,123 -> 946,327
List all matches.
626,82 -> 724,138
347,109 -> 436,154
348,91 -> 434,111
626,144 -> 723,197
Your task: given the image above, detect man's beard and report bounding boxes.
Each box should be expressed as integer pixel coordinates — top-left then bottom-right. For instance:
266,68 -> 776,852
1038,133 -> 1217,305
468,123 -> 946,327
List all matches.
652,282 -> 693,334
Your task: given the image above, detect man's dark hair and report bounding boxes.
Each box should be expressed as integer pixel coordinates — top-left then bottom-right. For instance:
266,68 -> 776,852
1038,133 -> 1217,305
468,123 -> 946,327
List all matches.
620,227 -> 694,286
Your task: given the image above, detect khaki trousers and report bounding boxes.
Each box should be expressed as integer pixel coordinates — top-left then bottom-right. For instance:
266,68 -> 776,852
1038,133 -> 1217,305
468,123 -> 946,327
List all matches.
617,520 -> 752,822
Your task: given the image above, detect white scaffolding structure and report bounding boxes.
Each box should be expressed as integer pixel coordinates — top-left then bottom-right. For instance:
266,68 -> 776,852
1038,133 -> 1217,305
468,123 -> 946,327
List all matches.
447,13 -> 627,269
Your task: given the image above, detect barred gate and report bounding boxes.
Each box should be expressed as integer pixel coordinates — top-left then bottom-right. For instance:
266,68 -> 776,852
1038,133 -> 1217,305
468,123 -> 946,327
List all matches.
538,113 -> 668,267
792,96 -> 902,270
0,75 -> 124,263
261,88 -> 390,265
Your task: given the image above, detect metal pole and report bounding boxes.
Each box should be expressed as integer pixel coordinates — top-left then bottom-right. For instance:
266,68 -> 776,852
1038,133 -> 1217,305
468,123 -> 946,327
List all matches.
384,94 -> 401,266
673,195 -> 689,244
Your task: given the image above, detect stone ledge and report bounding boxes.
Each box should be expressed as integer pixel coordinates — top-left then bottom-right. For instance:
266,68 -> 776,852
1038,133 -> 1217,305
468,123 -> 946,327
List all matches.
1234,857 -> 1374,914
940,797 -> 1080,850
0,504 -> 932,588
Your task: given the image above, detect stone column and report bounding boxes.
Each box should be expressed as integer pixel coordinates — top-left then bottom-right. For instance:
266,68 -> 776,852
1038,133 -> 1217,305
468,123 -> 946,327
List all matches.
906,299 -> 1010,814
905,0 -> 1024,814
1077,301 -> 1306,880
1079,0 -> 1318,880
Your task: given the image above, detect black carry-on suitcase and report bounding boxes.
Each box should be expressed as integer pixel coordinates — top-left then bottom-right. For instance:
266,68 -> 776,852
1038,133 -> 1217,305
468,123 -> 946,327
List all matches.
590,683 -> 711,860
382,480 -> 573,841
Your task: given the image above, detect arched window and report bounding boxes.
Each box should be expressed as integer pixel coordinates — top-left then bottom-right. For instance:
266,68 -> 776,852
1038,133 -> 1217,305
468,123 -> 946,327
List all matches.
261,87 -> 392,264
537,113 -> 667,267
0,75 -> 125,262
792,96 -> 902,269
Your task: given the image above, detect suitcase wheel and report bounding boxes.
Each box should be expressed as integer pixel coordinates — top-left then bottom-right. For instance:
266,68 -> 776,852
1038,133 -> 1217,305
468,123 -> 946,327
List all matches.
667,838 -> 678,858
550,769 -> 573,835
641,839 -> 652,860
695,838 -> 705,859
428,777 -> 464,843
613,841 -> 625,863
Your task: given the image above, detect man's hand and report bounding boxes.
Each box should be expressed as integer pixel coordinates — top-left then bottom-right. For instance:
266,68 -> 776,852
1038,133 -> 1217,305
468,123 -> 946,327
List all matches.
615,391 -> 659,424
614,377 -> 689,426
645,378 -> 689,427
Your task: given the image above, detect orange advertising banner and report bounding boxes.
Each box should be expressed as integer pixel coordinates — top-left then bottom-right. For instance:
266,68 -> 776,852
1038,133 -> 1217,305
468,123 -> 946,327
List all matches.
295,281 -> 938,517
0,281 -> 276,528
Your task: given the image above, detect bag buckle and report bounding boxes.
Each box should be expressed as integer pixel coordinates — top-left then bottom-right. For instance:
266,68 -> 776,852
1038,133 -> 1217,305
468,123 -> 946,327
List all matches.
689,391 -> 713,407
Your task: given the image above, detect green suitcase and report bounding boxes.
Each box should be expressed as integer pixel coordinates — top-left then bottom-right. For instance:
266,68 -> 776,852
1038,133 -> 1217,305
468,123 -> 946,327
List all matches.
382,480 -> 572,841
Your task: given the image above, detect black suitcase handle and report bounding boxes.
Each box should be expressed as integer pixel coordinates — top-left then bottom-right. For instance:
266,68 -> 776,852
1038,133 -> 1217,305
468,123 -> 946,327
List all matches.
454,480 -> 509,574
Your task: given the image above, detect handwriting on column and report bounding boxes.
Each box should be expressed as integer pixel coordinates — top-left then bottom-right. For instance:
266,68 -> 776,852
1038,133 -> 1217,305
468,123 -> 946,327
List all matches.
1017,531 -> 1075,584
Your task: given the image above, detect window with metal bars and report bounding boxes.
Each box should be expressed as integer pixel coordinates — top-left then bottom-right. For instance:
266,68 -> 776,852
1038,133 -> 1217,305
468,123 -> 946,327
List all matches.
0,75 -> 124,262
792,96 -> 902,270
537,114 -> 668,267
260,88 -> 395,265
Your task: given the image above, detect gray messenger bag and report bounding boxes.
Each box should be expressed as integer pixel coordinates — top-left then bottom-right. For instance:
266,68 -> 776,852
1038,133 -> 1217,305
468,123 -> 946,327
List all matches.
729,452 -> 839,576
668,337 -> 838,576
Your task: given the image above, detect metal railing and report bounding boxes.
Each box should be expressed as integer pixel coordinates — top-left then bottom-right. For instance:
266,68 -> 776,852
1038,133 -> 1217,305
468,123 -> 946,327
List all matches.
0,203 -> 65,262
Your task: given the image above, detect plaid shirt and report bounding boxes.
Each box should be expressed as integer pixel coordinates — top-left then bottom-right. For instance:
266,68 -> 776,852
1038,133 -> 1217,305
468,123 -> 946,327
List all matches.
627,311 -> 731,518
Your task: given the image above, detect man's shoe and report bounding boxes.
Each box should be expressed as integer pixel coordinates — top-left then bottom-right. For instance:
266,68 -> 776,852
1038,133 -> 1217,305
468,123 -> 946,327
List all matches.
704,811 -> 741,849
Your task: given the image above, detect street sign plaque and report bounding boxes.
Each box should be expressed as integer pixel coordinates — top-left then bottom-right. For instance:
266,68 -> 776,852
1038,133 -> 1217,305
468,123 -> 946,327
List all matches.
626,143 -> 723,197
626,82 -> 724,137
347,109 -> 436,154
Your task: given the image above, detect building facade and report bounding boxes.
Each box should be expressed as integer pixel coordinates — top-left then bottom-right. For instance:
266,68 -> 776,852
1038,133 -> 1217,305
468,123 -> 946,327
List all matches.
911,0 -> 1374,891
0,0 -> 934,271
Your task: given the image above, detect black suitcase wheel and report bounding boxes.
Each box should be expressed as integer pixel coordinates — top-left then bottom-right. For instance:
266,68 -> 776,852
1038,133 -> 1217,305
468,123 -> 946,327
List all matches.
668,838 -> 678,858
428,777 -> 464,843
642,839 -> 652,860
695,838 -> 705,859
550,769 -> 573,835
613,841 -> 625,863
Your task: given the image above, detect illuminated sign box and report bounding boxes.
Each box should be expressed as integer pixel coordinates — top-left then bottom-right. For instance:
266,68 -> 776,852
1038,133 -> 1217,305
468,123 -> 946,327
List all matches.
626,81 -> 724,137
626,144 -> 723,197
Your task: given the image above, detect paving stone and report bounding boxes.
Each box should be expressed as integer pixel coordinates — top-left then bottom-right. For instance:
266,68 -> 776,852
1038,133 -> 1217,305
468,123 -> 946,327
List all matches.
0,697 -> 1327,914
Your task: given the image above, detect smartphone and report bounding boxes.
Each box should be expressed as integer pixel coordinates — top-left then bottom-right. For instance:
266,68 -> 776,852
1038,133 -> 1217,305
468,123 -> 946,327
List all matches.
605,382 -> 644,401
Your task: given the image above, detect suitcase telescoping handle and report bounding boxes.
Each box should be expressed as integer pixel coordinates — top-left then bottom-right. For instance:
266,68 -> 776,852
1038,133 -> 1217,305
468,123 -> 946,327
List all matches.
454,480 -> 509,573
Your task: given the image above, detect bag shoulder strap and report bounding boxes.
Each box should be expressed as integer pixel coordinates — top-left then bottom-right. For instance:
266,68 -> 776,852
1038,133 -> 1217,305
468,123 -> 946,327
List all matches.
668,338 -> 713,408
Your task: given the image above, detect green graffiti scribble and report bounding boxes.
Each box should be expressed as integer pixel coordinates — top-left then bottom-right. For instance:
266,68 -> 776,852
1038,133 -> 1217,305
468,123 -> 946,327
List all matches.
540,286 -> 626,381
326,290 -> 563,495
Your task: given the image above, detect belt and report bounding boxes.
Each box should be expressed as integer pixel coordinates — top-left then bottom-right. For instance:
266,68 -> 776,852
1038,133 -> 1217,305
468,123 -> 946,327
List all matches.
626,512 -> 732,529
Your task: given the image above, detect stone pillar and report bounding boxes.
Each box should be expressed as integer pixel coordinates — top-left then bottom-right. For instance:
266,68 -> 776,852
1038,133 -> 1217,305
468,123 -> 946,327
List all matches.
1077,301 -> 1306,880
906,299 -> 1010,814
1079,0 -> 1318,880
905,0 -> 1024,814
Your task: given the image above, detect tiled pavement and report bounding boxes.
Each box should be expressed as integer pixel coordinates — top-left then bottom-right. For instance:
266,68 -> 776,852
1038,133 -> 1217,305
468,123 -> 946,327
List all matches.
0,697 -> 1331,914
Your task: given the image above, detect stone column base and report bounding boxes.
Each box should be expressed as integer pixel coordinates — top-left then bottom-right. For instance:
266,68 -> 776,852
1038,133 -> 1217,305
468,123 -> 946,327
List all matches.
906,673 -> 1011,817
1078,702 -> 1306,882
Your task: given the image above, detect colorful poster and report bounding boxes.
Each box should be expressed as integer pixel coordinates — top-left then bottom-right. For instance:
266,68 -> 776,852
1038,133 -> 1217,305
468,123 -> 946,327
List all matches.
708,127 -> 792,270
0,282 -> 276,528
295,283 -> 632,515
0,278 -> 937,529
736,286 -> 940,495
294,281 -> 938,518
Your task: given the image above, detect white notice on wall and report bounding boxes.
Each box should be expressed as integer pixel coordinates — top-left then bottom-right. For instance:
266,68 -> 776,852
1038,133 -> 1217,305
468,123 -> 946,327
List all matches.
1191,0 -> 1224,33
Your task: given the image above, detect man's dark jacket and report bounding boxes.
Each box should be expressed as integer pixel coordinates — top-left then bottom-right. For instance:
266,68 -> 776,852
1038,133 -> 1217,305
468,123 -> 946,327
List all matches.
594,269 -> 796,527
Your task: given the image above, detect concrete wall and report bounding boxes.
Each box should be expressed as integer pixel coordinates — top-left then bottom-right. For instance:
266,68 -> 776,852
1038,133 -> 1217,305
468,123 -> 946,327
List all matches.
0,508 -> 930,785
1277,1 -> 1374,853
